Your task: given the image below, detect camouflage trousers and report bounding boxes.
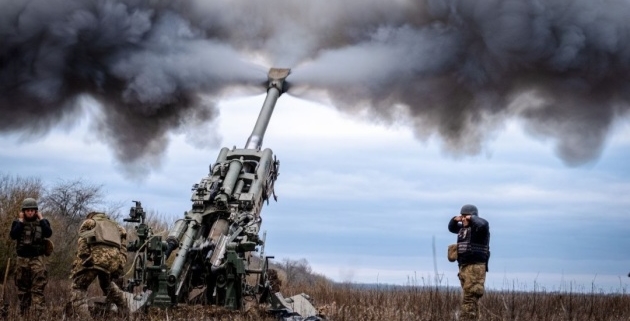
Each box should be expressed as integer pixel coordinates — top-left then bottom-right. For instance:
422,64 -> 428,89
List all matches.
67,268 -> 129,318
457,263 -> 486,321
14,256 -> 48,315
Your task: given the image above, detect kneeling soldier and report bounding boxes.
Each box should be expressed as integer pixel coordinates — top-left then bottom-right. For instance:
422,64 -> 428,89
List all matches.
67,212 -> 129,318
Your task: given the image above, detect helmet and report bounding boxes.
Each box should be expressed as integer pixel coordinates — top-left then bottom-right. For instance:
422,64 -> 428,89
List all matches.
86,212 -> 107,219
460,204 -> 478,216
21,198 -> 38,210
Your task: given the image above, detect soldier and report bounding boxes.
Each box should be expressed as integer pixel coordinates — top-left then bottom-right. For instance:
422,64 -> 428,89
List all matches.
448,204 -> 490,321
9,197 -> 53,316
66,212 -> 129,318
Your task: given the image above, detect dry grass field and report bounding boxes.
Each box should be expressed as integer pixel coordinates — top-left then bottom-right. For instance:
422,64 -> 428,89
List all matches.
2,277 -> 630,321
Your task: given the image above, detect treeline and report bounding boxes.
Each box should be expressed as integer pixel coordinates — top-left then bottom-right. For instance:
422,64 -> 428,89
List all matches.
0,173 -> 331,288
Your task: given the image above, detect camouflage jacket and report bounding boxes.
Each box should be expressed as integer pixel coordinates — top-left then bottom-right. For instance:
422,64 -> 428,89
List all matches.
71,213 -> 127,276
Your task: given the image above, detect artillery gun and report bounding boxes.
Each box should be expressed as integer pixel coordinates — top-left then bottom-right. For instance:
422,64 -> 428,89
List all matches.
123,68 -> 321,319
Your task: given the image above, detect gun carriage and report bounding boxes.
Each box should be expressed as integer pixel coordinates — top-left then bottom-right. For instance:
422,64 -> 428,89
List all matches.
123,69 -> 316,318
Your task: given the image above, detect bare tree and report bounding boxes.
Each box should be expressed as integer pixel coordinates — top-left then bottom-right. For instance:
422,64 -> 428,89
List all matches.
40,179 -> 107,278
40,179 -> 105,238
282,258 -> 313,285
277,257 -> 334,290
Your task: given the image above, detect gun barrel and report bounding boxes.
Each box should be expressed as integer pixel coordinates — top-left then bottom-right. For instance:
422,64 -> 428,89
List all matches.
244,68 -> 291,150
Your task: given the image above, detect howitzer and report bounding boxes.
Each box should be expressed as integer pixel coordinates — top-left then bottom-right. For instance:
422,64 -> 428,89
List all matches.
124,68 -> 320,318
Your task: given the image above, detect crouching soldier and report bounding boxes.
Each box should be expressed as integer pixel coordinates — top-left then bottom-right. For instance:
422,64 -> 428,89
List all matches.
66,212 -> 129,318
9,198 -> 53,316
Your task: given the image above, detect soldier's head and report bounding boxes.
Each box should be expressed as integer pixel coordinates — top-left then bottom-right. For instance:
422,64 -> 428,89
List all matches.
460,204 -> 478,217
21,198 -> 39,219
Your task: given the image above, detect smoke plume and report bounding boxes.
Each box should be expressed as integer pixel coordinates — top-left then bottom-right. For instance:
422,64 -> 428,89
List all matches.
2,0 -> 629,172
0,0 -> 266,174
289,0 -> 630,165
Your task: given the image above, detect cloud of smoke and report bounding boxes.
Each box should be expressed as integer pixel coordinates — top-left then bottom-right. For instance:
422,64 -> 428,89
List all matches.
2,0 -> 629,173
290,0 -> 630,165
0,0 -> 266,175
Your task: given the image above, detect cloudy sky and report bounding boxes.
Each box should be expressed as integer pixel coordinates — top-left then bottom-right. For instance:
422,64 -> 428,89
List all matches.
2,0 -> 630,292
3,94 -> 629,292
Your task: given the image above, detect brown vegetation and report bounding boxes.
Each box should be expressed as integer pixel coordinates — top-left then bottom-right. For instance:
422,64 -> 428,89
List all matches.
298,282 -> 630,321
1,277 -> 630,320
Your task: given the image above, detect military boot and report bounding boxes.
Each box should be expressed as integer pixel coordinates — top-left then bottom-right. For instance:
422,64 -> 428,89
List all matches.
106,282 -> 131,317
67,289 -> 92,320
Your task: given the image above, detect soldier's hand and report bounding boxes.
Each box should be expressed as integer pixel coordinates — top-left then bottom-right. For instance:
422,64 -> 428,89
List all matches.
37,212 -> 43,220
18,211 -> 24,222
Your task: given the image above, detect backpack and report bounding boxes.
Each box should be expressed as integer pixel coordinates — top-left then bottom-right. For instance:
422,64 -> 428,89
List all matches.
80,216 -> 121,247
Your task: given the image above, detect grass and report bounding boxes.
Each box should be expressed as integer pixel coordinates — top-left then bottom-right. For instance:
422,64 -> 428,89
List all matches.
1,278 -> 630,320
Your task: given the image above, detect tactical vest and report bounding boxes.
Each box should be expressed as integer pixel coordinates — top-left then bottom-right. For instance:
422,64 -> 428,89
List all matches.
17,221 -> 44,256
457,226 -> 490,261
80,214 -> 121,248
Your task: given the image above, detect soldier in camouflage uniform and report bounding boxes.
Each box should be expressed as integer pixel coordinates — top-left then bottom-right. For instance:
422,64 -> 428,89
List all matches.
9,198 -> 53,316
66,212 -> 129,318
448,204 -> 490,321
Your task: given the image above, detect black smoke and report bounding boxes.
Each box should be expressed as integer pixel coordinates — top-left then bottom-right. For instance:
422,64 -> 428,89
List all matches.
290,0 -> 630,165
2,0 -> 629,172
0,0 -> 266,175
